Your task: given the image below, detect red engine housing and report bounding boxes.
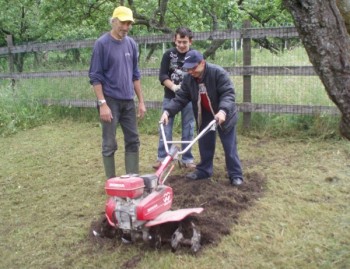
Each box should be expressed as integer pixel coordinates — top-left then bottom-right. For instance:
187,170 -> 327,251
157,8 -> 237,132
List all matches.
105,175 -> 145,198
136,185 -> 173,220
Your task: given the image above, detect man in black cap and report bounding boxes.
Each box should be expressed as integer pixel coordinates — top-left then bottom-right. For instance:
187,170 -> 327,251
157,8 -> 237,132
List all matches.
160,50 -> 243,186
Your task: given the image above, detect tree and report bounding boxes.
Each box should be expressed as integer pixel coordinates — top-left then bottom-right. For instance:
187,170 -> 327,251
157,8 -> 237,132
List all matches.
128,0 -> 245,58
1,1 -> 291,55
283,0 -> 350,140
238,0 -> 294,53
337,0 -> 350,33
0,0 -> 46,71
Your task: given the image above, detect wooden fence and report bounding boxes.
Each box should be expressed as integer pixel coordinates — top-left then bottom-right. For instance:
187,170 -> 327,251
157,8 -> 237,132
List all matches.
0,23 -> 340,128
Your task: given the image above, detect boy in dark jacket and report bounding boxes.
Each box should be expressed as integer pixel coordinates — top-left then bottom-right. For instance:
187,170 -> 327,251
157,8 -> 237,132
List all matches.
153,27 -> 196,170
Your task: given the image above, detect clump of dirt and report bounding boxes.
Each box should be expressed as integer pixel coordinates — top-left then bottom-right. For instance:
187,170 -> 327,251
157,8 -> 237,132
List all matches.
169,171 -> 266,246
90,171 -> 265,254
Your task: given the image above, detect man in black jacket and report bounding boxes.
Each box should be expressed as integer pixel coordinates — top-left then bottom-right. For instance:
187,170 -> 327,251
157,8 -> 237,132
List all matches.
160,50 -> 243,186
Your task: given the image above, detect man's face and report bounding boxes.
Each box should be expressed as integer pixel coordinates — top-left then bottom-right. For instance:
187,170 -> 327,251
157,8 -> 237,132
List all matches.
112,19 -> 132,39
187,60 -> 205,78
174,34 -> 192,53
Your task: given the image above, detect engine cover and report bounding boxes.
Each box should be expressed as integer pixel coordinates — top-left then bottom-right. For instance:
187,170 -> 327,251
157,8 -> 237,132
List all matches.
105,175 -> 145,198
136,185 -> 173,220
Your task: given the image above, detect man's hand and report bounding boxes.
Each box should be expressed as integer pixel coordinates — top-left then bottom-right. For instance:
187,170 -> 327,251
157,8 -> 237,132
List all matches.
160,111 -> 169,125
99,104 -> 113,122
171,84 -> 181,92
138,101 -> 146,119
214,110 -> 226,125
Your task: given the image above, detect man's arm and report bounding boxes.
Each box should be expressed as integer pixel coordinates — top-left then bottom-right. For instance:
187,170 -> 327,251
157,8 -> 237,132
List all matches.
92,83 -> 113,122
158,50 -> 179,92
163,79 -> 181,92
92,83 -> 105,101
216,68 -> 236,117
159,51 -> 170,84
133,79 -> 146,118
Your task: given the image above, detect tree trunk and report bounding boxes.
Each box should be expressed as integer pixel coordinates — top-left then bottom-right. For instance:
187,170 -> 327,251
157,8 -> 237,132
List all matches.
14,53 -> 25,73
145,43 -> 158,62
203,39 -> 226,60
337,0 -> 350,34
284,0 -> 350,140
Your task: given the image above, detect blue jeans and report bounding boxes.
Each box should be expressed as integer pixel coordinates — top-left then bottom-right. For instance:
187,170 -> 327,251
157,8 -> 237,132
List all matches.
197,110 -> 243,180
101,96 -> 140,157
157,98 -> 195,163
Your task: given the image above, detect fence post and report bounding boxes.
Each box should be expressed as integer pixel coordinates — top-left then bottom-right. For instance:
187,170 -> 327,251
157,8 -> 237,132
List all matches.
6,35 -> 16,89
242,20 -> 252,129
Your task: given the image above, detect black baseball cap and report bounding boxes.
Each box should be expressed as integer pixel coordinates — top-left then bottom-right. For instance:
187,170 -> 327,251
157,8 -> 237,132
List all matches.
183,50 -> 203,69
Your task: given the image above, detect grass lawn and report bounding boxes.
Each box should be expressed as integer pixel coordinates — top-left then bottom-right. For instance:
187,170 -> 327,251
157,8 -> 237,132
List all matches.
0,120 -> 349,269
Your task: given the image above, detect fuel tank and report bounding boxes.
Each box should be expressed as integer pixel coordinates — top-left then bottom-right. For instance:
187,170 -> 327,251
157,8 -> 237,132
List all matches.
105,175 -> 145,198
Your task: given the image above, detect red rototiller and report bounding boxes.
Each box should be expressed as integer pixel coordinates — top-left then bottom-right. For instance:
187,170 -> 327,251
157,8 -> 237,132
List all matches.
95,119 -> 217,253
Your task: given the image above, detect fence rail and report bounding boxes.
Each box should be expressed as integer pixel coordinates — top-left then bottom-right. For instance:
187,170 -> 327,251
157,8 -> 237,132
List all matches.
0,66 -> 317,79
0,27 -> 298,55
42,99 -> 339,115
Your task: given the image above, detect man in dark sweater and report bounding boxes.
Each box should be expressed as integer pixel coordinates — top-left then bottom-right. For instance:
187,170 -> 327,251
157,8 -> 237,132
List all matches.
160,50 -> 243,186
153,27 -> 196,170
89,6 -> 146,179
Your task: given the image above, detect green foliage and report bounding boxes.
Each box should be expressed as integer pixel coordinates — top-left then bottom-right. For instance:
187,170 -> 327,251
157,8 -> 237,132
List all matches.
0,80 -> 97,137
240,0 -> 293,26
0,0 -> 46,44
137,109 -> 162,135
245,113 -> 341,140
164,0 -> 244,30
0,82 -> 51,136
0,0 -> 293,46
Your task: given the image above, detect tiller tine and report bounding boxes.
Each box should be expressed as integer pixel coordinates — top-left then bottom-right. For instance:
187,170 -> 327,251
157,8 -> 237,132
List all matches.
170,222 -> 201,254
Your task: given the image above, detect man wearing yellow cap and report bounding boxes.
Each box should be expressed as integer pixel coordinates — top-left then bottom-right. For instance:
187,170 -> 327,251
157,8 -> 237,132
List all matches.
89,6 -> 146,179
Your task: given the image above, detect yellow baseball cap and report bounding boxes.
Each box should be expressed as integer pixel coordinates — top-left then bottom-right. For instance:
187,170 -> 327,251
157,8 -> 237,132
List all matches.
112,6 -> 134,22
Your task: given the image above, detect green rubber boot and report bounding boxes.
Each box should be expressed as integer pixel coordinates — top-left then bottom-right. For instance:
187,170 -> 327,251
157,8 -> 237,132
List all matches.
125,151 -> 139,175
102,155 -> 116,179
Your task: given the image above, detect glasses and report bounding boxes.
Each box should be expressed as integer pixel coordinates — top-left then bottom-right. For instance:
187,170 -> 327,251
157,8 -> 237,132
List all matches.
184,62 -> 201,72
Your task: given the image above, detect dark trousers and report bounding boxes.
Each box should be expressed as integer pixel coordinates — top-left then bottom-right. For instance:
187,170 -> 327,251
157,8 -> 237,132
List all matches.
100,96 -> 140,157
196,111 -> 243,180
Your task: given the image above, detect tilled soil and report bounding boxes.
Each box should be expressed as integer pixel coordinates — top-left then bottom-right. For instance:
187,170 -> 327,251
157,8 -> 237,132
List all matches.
90,171 -> 266,267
